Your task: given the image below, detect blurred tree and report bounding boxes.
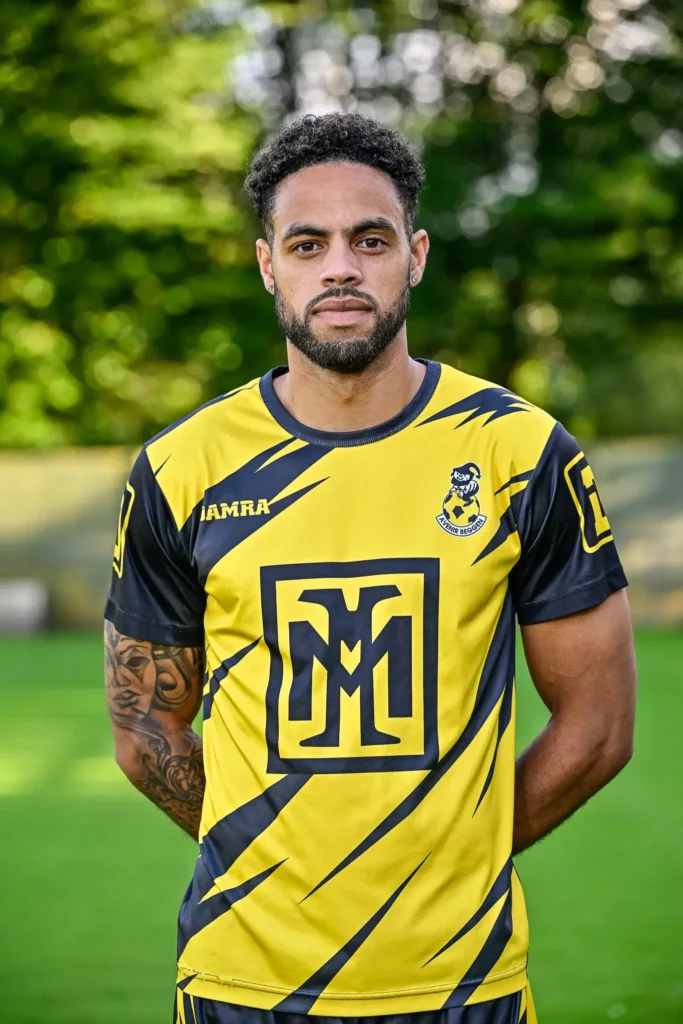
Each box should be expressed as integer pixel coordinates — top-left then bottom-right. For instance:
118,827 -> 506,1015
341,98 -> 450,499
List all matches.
1,0 -> 682,445
235,0 -> 683,439
0,0 -> 268,445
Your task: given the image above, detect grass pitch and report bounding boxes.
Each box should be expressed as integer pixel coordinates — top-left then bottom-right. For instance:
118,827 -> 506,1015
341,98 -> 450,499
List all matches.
0,632 -> 681,1024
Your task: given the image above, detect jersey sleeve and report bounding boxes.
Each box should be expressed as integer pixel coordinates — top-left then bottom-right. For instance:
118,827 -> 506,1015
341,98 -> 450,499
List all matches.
104,448 -> 205,646
510,422 -> 628,625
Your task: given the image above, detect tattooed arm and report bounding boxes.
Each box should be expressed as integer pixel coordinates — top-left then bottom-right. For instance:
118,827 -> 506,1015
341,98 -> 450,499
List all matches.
104,621 -> 205,839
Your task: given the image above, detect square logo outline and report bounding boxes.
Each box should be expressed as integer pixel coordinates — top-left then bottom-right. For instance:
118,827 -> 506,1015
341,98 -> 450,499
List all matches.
260,558 -> 440,775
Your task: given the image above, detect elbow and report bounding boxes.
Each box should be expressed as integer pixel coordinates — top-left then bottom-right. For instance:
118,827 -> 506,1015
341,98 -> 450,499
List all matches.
113,741 -> 141,783
616,731 -> 635,772
600,725 -> 634,782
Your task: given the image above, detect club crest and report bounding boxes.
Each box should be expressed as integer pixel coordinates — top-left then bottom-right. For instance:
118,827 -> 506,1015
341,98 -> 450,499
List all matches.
436,462 -> 487,537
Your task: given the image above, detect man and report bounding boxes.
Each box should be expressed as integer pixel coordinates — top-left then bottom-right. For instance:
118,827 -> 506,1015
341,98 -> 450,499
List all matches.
105,113 -> 636,1024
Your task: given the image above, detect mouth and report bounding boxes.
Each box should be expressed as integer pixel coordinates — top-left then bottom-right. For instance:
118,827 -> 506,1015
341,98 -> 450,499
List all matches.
311,297 -> 374,327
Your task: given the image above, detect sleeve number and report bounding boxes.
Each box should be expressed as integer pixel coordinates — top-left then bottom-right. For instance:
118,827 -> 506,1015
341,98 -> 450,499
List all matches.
564,453 -> 613,553
113,482 -> 135,578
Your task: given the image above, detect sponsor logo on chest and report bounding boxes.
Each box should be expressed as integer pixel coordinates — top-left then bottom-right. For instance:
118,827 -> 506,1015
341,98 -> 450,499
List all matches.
201,498 -> 271,521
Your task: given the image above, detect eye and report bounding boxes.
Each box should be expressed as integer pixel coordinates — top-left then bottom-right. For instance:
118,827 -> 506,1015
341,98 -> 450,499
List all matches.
293,240 -> 322,254
358,236 -> 387,250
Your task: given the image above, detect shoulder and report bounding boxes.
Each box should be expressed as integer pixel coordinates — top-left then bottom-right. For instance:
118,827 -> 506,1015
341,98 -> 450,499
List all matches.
134,375 -> 274,531
421,363 -> 558,469
143,377 -> 263,466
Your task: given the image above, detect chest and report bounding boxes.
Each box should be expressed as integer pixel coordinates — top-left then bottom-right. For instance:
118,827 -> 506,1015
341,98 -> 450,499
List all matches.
192,435 -> 522,624
194,437 -> 522,773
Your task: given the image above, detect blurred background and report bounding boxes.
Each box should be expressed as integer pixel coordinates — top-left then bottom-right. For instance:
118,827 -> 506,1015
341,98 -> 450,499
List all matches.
0,1 -> 681,1022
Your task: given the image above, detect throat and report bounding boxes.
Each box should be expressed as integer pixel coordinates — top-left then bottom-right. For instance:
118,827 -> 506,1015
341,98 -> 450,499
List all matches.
274,345 -> 427,435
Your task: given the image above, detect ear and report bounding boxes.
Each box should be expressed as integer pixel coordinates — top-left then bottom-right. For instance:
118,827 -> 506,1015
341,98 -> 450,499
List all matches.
256,238 -> 274,293
409,228 -> 429,285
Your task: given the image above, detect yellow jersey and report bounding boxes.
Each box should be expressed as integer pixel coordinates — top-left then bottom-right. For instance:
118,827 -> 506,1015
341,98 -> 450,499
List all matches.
105,360 -> 626,1015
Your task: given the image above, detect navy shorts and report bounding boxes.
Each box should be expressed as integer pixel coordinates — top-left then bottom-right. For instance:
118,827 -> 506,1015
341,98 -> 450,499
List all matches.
173,990 -> 534,1024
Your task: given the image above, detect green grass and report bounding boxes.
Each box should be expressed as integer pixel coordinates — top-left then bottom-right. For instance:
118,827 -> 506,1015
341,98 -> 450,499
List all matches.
0,633 -> 681,1023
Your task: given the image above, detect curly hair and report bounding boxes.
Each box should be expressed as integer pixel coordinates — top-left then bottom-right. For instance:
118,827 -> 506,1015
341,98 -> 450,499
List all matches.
244,112 -> 425,240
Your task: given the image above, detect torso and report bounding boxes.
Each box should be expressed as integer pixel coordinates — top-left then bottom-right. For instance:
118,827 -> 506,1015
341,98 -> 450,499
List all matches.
140,362 -> 556,1013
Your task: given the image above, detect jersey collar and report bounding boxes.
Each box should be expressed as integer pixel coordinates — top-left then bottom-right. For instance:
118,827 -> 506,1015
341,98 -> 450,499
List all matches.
259,359 -> 441,448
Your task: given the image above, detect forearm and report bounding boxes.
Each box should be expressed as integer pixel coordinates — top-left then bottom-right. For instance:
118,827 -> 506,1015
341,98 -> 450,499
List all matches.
513,712 -> 632,855
114,723 -> 205,840
515,592 -> 636,854
104,624 -> 205,840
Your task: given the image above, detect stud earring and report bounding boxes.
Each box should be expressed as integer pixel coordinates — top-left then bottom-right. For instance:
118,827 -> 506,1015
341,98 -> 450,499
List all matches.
411,275 -> 417,283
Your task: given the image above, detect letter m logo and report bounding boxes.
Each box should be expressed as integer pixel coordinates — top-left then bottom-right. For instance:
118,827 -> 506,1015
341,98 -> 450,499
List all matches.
261,559 -> 439,774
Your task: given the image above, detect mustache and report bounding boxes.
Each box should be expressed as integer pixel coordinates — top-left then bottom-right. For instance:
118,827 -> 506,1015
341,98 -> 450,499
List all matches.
303,286 -> 378,320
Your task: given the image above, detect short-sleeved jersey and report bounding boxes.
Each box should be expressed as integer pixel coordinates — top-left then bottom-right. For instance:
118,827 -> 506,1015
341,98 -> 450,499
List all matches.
105,360 -> 627,1015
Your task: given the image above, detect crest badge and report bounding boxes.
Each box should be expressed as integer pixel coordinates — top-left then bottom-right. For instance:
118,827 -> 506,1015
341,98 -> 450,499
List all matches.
436,462 -> 487,537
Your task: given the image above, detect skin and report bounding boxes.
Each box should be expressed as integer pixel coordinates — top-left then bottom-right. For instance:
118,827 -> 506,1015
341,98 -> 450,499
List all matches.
104,621 -> 204,839
109,159 -> 636,847
515,590 -> 636,853
255,162 -> 430,433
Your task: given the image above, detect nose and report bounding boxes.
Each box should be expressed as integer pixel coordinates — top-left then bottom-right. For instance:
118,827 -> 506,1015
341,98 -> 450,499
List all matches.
319,237 -> 362,289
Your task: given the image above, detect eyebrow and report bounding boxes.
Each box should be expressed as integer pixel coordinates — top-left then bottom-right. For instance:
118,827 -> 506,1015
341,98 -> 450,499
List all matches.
281,217 -> 398,243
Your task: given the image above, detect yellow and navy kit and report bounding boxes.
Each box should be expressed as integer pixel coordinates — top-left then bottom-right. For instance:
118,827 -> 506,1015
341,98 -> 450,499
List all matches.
106,360 -> 626,1015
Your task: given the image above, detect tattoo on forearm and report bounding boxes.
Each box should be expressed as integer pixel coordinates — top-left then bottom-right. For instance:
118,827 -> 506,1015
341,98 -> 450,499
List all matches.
104,621 -> 205,838
136,731 -> 205,838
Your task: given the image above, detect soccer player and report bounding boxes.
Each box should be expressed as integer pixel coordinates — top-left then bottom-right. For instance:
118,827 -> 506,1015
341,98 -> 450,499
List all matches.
104,113 -> 636,1024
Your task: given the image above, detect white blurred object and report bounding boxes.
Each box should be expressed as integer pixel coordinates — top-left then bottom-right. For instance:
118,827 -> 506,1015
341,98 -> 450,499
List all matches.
0,579 -> 49,632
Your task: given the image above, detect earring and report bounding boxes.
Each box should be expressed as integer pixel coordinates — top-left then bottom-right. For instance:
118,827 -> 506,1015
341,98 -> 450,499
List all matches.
411,275 -> 417,283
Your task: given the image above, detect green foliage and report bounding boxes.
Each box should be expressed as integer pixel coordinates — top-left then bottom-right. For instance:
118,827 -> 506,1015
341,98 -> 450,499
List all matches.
408,1 -> 683,440
1,0 -> 683,444
0,0 -> 267,445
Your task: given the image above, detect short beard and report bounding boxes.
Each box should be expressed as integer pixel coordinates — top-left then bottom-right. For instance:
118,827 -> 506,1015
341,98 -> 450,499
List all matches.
274,275 -> 411,374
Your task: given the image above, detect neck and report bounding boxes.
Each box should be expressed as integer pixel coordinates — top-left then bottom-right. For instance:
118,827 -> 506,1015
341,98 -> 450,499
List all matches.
273,335 -> 426,433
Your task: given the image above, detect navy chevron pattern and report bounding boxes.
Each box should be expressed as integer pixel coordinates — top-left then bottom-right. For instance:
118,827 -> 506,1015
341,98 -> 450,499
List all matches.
202,636 -> 261,719
418,388 -> 531,430
176,974 -> 197,992
302,590 -> 515,902
473,486 -> 528,566
197,775 -> 310,905
423,858 -> 512,966
183,438 -> 332,584
442,889 -> 514,1009
153,452 -> 171,478
473,669 -> 515,814
177,858 -> 285,957
495,469 -> 534,494
274,855 -> 430,1013
177,776 -> 309,955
